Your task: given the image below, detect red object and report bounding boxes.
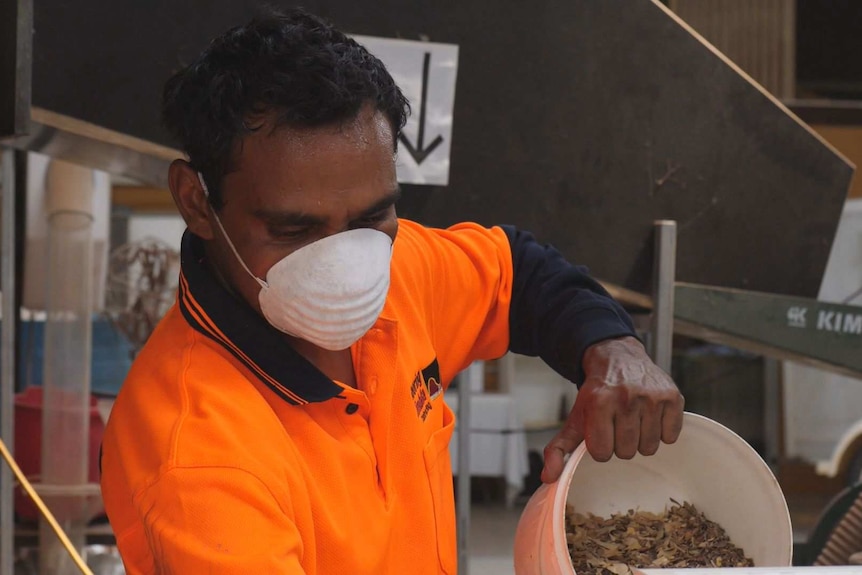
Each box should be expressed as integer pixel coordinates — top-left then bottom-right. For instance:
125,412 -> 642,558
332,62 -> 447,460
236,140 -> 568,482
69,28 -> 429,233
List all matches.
13,386 -> 105,523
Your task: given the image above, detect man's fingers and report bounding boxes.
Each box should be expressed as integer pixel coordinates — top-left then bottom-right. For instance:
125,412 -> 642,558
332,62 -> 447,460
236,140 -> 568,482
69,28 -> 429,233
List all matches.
584,406 -> 615,462
661,393 -> 685,444
638,403 -> 662,456
613,407 -> 640,460
541,422 -> 584,483
540,444 -> 565,485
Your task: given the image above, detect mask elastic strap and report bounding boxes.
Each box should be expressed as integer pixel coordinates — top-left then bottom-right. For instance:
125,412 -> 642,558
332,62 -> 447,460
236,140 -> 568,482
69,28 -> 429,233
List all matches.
197,172 -> 268,289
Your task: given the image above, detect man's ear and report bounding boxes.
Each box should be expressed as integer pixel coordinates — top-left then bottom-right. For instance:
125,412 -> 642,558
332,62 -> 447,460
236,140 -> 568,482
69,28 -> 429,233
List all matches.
168,160 -> 214,240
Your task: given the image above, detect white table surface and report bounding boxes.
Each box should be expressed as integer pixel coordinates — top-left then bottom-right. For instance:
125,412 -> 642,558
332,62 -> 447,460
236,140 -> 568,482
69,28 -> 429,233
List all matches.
444,391 -> 529,503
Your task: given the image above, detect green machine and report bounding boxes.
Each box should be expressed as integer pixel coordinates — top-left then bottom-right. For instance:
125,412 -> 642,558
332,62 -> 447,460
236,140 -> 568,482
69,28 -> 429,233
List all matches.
674,283 -> 862,380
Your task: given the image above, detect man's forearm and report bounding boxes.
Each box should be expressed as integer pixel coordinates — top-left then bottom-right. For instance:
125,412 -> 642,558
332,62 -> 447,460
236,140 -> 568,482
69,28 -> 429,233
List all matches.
501,225 -> 637,384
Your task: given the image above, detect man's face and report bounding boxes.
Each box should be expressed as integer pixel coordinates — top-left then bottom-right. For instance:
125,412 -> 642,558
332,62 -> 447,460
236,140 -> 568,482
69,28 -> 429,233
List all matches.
203,106 -> 399,316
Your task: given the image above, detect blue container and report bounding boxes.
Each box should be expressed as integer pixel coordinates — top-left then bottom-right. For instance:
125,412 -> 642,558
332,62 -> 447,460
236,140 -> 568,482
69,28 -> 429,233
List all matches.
13,316 -> 134,397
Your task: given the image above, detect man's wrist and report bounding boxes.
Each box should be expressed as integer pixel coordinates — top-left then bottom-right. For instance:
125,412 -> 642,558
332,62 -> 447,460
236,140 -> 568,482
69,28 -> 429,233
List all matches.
583,335 -> 644,363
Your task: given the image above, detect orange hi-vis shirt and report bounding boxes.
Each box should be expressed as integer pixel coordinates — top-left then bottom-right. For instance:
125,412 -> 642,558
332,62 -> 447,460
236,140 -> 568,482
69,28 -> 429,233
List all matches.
101,217 -> 638,574
101,220 -> 516,574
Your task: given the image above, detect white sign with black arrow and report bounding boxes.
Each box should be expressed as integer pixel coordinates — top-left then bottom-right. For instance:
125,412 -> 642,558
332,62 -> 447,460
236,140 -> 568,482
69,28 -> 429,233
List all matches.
353,35 -> 459,186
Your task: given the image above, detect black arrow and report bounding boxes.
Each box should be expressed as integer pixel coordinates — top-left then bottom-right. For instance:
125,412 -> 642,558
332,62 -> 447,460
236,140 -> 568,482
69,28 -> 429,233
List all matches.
399,52 -> 444,165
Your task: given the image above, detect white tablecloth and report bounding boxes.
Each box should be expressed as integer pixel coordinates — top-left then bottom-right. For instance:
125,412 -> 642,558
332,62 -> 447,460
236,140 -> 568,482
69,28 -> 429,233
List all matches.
444,391 -> 529,502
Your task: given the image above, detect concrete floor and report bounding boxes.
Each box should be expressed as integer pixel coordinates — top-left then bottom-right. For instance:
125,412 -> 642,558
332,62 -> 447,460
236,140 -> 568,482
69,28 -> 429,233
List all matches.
466,501 -> 522,575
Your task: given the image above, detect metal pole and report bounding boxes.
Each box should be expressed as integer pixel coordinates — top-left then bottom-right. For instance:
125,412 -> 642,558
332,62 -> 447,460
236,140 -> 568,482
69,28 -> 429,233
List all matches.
763,357 -> 782,473
1,148 -> 18,575
497,352 -> 515,395
650,220 -> 677,373
456,363 -> 476,575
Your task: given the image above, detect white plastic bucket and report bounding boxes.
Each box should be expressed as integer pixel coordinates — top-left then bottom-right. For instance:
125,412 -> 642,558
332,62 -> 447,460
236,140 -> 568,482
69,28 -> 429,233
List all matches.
513,412 -> 793,575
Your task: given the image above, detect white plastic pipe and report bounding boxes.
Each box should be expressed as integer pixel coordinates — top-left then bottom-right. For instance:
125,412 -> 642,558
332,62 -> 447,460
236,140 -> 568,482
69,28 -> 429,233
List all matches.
39,159 -> 95,575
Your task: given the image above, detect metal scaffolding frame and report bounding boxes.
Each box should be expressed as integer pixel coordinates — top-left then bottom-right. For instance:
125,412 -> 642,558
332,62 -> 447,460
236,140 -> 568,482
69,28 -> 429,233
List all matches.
1,149 -> 18,575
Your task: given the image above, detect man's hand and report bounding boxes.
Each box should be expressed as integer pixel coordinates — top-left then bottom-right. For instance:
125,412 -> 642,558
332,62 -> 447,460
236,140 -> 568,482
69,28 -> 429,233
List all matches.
541,336 -> 684,483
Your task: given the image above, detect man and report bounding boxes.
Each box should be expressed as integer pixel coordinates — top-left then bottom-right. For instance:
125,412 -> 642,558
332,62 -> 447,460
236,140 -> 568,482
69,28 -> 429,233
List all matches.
100,8 -> 683,574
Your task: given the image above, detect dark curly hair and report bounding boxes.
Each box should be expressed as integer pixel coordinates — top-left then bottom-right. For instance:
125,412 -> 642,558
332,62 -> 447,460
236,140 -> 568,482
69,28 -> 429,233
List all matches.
162,7 -> 410,208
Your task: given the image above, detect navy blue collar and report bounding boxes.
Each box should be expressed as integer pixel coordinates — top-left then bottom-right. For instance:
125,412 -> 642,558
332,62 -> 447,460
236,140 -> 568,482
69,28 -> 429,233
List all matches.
177,230 -> 342,404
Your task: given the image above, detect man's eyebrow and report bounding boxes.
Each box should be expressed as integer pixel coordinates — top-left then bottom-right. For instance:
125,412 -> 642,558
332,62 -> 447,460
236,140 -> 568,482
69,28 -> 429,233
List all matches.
356,187 -> 402,219
252,187 -> 401,227
252,209 -> 327,228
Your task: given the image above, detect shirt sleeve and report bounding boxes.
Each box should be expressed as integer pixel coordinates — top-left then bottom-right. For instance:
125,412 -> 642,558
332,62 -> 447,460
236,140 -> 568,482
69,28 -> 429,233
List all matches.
397,221 -> 514,384
502,225 -> 637,385
136,466 -> 307,574
401,220 -> 636,387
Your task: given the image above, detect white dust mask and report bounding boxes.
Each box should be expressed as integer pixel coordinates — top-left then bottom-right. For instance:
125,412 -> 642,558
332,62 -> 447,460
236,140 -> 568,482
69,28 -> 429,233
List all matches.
198,173 -> 393,350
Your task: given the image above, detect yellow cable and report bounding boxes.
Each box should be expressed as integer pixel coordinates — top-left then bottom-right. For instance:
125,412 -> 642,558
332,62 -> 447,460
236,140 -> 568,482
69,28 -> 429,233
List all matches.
0,435 -> 95,575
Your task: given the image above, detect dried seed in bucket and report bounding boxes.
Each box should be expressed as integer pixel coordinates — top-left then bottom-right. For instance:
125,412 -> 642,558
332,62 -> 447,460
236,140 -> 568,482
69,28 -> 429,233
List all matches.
564,499 -> 754,574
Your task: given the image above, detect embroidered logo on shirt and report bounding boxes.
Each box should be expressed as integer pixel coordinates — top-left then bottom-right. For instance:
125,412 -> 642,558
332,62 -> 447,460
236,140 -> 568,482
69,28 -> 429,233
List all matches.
410,358 -> 442,421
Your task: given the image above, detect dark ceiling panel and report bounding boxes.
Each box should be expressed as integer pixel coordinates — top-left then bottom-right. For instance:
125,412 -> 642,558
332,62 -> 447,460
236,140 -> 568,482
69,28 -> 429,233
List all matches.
0,0 -> 32,138
797,0 -> 862,97
27,0 -> 853,297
